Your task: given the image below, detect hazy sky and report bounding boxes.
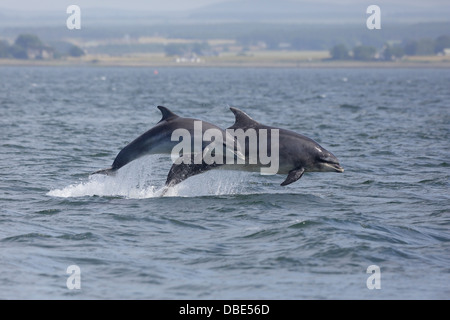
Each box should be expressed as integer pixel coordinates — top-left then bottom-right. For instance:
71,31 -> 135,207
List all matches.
1,0 -> 448,12
1,0 -> 221,11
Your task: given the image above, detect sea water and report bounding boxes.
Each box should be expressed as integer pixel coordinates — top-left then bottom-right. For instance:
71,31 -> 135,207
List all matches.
0,66 -> 449,299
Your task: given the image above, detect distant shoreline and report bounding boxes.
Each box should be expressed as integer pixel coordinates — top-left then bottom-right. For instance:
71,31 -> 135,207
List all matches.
1,57 -> 450,68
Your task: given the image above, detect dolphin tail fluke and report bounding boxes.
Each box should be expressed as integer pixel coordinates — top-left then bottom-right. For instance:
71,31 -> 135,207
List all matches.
165,163 -> 205,187
165,155 -> 220,187
91,167 -> 117,176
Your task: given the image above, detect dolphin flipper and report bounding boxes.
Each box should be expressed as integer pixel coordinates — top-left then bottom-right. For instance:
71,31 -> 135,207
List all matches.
280,167 -> 305,186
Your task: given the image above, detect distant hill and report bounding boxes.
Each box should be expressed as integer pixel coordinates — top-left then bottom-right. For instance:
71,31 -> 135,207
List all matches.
0,0 -> 449,53
188,0 -> 450,23
0,0 -> 449,27
189,0 -> 362,23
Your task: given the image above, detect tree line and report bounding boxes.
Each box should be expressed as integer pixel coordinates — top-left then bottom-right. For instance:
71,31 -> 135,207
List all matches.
0,34 -> 85,59
329,35 -> 450,61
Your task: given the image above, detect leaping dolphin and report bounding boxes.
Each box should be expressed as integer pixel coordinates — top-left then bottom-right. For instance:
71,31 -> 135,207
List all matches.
93,106 -> 242,175
165,107 -> 344,187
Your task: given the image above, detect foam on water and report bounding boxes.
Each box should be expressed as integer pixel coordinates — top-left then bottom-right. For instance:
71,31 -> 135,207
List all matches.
47,174 -> 162,198
47,164 -> 250,199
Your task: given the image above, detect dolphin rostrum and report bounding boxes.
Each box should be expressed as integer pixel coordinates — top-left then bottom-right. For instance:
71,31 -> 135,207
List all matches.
165,107 -> 344,187
93,106 -> 243,176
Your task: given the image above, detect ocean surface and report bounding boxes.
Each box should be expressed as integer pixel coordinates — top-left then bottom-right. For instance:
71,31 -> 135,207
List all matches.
0,66 -> 449,299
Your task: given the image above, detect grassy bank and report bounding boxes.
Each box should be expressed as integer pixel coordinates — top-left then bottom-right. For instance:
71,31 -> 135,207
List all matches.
1,51 -> 450,68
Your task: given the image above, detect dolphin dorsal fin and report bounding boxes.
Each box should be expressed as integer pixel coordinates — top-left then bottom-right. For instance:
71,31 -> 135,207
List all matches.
229,107 -> 259,129
157,106 -> 178,122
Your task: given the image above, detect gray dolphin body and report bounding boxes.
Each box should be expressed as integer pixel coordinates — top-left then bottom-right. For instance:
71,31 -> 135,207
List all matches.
93,106 -> 240,175
165,107 -> 344,187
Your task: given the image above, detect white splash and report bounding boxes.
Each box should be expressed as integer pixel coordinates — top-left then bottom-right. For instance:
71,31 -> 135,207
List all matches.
47,163 -> 249,199
47,172 -> 163,199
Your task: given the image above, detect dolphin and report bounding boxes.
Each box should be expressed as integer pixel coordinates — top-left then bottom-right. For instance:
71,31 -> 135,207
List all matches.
165,107 -> 344,187
93,106 -> 243,175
